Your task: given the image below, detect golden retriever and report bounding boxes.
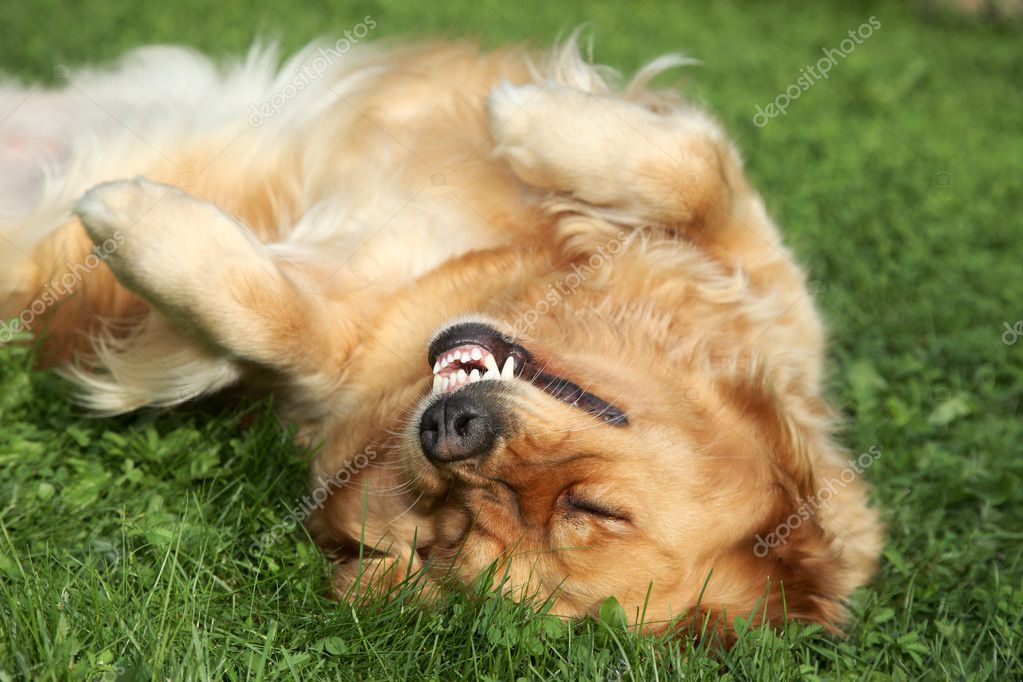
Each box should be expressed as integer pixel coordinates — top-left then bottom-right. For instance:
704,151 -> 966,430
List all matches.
0,35 -> 882,641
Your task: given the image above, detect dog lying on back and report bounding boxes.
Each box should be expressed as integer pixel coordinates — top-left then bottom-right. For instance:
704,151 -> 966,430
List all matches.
0,35 -> 882,639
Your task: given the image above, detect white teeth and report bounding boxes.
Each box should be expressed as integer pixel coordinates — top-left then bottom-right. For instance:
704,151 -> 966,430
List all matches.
429,347 -> 519,392
483,355 -> 500,374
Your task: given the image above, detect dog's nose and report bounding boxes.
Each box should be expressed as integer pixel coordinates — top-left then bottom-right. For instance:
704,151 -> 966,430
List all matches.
419,393 -> 497,463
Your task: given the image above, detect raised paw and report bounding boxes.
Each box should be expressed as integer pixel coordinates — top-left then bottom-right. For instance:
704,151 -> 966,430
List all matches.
73,177 -> 267,303
486,81 -> 658,201
72,176 -> 339,375
73,176 -> 176,246
73,179 -> 172,304
486,81 -> 727,226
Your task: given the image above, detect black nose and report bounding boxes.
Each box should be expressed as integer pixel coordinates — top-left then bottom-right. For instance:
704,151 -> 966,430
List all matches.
419,393 -> 497,463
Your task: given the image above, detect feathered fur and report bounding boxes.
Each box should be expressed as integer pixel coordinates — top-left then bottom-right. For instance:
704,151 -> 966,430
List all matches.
0,33 -> 882,641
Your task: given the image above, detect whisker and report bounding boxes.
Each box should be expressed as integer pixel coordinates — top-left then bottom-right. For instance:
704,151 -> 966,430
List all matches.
389,491 -> 426,523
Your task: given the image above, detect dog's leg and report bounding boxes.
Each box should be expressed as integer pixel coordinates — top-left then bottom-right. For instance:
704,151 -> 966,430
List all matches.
74,177 -> 351,392
487,83 -> 803,292
487,83 -> 734,226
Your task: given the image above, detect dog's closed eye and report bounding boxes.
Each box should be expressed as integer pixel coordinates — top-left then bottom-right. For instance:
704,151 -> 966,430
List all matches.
559,491 -> 631,523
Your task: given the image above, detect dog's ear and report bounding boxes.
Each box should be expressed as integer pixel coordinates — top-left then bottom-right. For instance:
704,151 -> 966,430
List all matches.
693,368 -> 864,638
673,524 -> 852,651
675,492 -> 855,649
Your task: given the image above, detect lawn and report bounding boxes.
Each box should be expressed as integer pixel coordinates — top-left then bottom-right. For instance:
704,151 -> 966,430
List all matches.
2,0 -> 1022,679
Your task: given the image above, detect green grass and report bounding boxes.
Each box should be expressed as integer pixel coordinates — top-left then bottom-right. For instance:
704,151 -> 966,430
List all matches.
2,0 -> 1022,679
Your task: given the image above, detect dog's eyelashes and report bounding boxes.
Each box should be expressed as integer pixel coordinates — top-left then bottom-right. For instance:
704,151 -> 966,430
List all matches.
561,492 -> 631,523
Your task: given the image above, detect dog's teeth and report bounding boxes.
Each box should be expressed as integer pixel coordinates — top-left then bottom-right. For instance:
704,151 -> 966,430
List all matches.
440,357 -> 449,369
482,368 -> 500,381
469,368 -> 481,383
501,357 -> 515,380
471,348 -> 483,361
456,368 -> 467,383
461,351 -> 470,363
432,374 -> 443,393
483,355 -> 500,374
433,360 -> 441,374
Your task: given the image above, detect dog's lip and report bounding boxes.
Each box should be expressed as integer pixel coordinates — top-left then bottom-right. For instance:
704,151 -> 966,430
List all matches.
425,321 -> 629,426
427,321 -> 531,369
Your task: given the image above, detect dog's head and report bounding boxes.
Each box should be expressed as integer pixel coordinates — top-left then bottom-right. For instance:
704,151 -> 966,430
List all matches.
399,306 -> 872,636
306,232 -> 879,639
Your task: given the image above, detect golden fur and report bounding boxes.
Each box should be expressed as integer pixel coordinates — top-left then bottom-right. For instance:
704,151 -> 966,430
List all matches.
0,37 -> 882,641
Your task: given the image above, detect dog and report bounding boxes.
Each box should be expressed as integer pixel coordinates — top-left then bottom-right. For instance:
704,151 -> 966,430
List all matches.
0,35 -> 883,640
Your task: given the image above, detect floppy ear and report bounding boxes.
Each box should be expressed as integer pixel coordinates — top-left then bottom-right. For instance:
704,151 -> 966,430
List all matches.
674,495 -> 857,649
692,369 -> 880,640
674,521 -> 852,650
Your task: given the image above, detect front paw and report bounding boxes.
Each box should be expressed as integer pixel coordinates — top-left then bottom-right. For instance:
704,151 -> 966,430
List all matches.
486,81 -> 649,202
485,80 -> 546,159
72,177 -> 235,305
74,177 -> 176,246
486,81 -> 567,190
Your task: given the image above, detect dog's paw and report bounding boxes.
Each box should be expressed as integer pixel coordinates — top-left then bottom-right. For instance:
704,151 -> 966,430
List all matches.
486,81 -> 654,202
73,177 -> 243,302
73,177 -> 194,293
74,177 -> 177,246
485,82 -> 550,184
486,81 -> 546,132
